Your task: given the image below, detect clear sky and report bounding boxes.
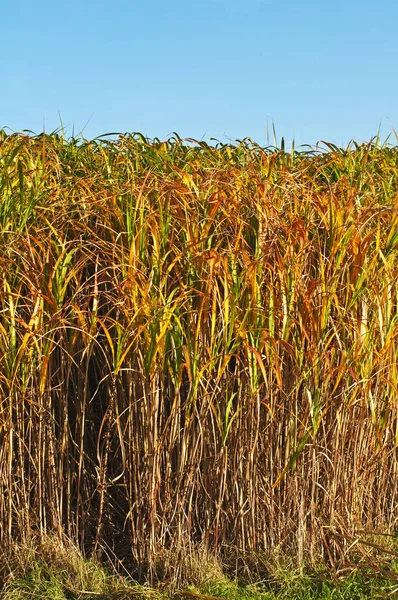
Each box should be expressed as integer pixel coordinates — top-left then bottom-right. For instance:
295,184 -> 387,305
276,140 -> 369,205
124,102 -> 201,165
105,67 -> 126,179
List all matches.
2,0 -> 398,147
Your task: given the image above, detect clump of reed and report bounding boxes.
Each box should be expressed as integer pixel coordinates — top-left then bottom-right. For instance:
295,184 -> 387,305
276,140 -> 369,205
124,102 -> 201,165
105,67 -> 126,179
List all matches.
1,130 -> 398,581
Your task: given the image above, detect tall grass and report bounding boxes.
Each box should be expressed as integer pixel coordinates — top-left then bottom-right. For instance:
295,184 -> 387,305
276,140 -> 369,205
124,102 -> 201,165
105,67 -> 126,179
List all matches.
1,130 -> 398,581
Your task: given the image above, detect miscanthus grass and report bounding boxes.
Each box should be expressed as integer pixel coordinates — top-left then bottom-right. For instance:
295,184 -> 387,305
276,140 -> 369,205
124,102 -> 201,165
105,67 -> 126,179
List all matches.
1,130 -> 398,587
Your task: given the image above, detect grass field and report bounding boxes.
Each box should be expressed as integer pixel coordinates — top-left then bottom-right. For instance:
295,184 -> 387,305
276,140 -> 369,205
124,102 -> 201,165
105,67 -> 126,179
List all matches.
2,535 -> 398,599
1,130 -> 398,596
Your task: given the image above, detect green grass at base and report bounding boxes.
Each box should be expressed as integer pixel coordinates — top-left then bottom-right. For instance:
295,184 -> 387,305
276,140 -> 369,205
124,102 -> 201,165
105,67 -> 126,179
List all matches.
4,572 -> 398,600
2,541 -> 398,600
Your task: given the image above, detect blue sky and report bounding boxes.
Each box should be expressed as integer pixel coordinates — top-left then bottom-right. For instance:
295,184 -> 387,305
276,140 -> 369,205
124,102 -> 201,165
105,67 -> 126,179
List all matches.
2,0 -> 397,147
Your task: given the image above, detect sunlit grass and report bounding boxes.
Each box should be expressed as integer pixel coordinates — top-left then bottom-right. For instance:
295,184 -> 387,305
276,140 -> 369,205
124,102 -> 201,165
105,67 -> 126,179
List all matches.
0,130 -> 398,585
2,535 -> 398,599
